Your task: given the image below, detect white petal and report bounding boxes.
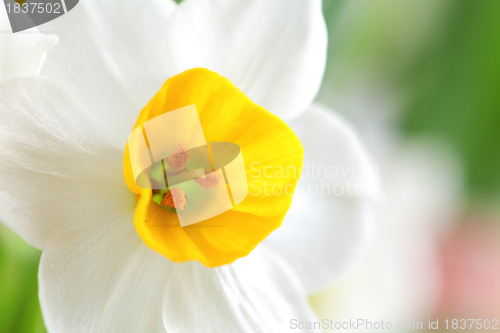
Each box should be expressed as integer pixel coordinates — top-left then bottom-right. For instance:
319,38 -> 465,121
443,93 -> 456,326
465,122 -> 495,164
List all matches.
40,0 -> 177,139
0,6 -> 57,81
40,220 -> 319,333
265,105 -> 379,294
0,77 -> 132,250
39,216 -> 172,333
163,246 -> 320,333
164,0 -> 327,120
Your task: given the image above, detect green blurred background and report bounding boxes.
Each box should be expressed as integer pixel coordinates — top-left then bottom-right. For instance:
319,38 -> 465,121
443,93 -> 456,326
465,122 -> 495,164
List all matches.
1,0 -> 500,332
320,0 -> 500,206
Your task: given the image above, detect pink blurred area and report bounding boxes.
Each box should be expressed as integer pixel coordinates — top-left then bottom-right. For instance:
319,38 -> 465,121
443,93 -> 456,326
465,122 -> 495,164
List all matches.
437,217 -> 500,320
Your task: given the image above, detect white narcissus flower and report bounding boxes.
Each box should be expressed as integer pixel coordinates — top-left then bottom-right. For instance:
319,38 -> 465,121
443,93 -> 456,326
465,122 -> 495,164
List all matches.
0,1 -> 378,332
0,5 -> 57,81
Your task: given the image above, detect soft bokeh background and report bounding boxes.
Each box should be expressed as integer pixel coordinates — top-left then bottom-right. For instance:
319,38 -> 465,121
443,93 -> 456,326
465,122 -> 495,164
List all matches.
2,0 -> 500,332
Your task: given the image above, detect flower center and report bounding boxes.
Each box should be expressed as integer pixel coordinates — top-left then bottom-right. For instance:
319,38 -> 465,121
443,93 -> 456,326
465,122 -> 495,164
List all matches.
160,188 -> 187,210
123,68 -> 304,267
165,145 -> 191,171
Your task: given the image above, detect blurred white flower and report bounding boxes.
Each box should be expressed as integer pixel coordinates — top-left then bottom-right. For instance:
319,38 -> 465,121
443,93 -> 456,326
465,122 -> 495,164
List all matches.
311,95 -> 463,331
0,1 -> 378,332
